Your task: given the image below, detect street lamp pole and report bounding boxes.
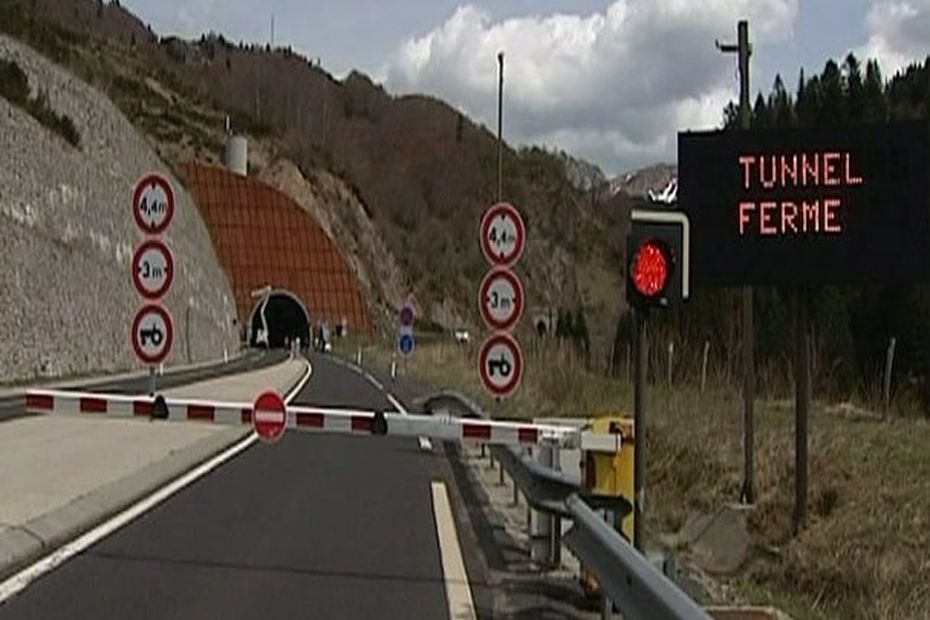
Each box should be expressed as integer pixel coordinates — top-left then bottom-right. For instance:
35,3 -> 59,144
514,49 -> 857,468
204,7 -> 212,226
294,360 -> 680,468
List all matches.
497,51 -> 504,202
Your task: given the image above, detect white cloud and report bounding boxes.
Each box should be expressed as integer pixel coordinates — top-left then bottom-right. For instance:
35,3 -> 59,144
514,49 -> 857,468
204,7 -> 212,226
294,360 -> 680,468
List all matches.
384,1 -> 798,175
859,1 -> 930,77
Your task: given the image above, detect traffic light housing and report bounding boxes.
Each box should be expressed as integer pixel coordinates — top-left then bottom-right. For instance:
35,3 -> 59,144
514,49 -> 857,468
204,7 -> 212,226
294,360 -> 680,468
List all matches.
626,209 -> 690,309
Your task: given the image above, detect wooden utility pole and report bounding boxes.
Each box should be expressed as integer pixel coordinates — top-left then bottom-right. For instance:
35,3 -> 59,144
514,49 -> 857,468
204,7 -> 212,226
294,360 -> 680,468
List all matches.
718,20 -> 756,505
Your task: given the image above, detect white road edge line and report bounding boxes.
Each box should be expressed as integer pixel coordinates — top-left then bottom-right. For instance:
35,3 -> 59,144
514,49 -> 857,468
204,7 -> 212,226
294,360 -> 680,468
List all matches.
0,433 -> 258,604
284,358 -> 314,404
376,372 -> 433,452
431,481 -> 477,620
333,356 -> 431,450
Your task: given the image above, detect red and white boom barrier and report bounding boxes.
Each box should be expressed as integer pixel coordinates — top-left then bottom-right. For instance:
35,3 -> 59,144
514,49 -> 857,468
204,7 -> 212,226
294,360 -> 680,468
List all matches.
23,389 -> 621,452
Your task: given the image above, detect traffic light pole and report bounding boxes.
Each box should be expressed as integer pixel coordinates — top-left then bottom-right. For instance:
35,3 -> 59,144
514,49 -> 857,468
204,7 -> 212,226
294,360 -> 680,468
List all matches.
633,308 -> 647,552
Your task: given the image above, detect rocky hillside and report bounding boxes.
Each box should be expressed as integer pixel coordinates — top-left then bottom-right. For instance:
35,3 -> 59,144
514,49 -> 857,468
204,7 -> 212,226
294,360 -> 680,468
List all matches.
0,33 -> 237,383
2,0 -> 628,347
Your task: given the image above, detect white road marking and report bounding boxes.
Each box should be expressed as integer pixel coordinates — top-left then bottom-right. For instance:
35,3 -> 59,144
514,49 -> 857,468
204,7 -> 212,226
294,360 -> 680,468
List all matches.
385,392 -> 408,415
431,481 -> 476,620
0,433 -> 258,604
284,359 -> 313,404
381,373 -> 431,450
330,356 -> 432,449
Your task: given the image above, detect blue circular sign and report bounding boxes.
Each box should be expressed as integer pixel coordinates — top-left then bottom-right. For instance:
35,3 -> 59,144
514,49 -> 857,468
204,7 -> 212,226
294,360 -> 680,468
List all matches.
399,333 -> 415,356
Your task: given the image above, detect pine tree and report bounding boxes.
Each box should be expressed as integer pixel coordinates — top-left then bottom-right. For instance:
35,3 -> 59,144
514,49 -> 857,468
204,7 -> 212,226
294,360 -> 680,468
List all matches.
769,74 -> 794,128
723,101 -> 740,129
863,59 -> 887,122
819,59 -> 847,125
845,53 -> 865,121
752,92 -> 771,129
797,73 -> 822,126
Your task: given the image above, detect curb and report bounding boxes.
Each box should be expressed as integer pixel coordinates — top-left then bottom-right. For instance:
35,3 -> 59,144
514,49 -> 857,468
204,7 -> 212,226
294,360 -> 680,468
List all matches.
0,358 -> 309,583
0,349 -> 256,400
0,426 -> 249,582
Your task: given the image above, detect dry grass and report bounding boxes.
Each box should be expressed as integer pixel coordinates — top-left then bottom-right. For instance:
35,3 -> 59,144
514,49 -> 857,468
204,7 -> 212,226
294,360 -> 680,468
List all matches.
344,337 -> 930,620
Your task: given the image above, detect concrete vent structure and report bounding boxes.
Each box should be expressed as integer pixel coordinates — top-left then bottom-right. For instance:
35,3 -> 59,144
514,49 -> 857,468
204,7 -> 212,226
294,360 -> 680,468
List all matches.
225,135 -> 248,176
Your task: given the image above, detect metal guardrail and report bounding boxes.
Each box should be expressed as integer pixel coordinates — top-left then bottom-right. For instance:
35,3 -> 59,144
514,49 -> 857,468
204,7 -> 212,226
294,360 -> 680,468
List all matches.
564,495 -> 711,619
422,391 -> 712,620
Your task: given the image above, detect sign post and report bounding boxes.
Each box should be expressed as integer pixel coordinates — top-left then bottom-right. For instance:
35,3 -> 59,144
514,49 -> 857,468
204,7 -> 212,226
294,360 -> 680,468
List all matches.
398,302 -> 415,362
131,173 -> 176,394
478,202 -> 526,399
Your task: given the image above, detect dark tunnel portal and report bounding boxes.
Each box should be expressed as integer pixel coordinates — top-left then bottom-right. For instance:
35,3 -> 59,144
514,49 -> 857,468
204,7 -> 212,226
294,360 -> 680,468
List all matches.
250,293 -> 311,349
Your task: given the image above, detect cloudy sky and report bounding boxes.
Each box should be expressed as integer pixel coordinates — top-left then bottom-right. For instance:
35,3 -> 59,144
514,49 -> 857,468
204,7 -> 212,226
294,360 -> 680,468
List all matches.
120,0 -> 929,176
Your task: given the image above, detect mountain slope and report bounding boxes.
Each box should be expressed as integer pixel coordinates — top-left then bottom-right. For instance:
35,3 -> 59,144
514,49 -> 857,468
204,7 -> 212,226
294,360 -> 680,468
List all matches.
2,0 -> 626,345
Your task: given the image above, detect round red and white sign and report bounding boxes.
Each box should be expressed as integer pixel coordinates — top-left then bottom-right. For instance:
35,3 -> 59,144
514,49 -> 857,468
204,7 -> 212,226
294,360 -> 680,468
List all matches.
131,239 -> 174,300
131,304 -> 174,365
480,202 -> 526,267
252,390 -> 287,443
478,332 -> 523,399
479,267 -> 525,331
132,173 -> 175,235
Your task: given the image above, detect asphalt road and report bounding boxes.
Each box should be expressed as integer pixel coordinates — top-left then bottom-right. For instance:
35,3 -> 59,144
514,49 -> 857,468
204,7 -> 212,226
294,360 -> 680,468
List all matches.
0,350 -> 286,421
0,352 -> 463,619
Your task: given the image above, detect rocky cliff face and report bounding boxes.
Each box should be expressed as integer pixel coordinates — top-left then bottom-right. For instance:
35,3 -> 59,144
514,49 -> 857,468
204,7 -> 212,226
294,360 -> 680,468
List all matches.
608,163 -> 677,199
0,35 -> 237,383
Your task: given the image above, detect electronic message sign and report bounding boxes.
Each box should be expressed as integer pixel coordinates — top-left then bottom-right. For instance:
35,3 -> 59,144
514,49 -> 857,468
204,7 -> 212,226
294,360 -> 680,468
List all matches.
678,121 -> 930,285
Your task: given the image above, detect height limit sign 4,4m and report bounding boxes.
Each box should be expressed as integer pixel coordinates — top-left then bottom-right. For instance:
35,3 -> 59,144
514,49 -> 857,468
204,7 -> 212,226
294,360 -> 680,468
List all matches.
478,202 -> 525,399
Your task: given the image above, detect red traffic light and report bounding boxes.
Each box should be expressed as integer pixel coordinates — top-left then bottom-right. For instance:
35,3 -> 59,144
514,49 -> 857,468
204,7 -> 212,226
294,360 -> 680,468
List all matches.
631,239 -> 671,298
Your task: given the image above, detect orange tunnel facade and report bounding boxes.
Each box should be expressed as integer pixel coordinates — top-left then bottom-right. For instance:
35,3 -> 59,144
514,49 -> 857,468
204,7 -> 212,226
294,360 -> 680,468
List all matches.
184,162 -> 372,340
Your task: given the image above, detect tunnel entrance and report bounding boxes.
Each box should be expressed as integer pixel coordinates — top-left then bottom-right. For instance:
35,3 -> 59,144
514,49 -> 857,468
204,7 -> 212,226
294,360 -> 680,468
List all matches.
248,291 -> 311,349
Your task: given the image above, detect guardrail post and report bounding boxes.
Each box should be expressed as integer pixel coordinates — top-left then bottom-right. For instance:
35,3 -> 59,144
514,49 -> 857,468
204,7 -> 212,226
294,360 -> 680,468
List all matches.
530,445 -> 553,564
549,446 -> 562,566
601,508 -> 624,618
